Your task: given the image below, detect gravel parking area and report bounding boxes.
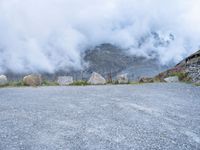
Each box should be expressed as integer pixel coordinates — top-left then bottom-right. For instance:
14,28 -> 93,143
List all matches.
0,83 -> 200,150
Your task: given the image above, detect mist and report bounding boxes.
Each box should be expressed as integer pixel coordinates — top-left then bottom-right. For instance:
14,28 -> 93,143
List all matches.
0,0 -> 200,74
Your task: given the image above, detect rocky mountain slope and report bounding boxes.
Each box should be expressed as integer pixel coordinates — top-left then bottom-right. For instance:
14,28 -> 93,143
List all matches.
83,44 -> 170,81
156,50 -> 200,83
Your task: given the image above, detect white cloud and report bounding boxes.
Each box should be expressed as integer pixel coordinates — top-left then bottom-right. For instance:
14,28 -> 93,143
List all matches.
0,0 -> 199,73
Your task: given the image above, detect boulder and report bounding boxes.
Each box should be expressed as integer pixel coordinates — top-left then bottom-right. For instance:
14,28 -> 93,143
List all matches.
116,74 -> 129,84
57,76 -> 73,85
88,72 -> 106,85
0,75 -> 8,86
164,76 -> 179,83
23,74 -> 42,86
139,77 -> 154,83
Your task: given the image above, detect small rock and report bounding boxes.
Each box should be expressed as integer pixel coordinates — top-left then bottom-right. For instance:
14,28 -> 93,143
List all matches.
0,75 -> 8,86
57,76 -> 73,85
88,72 -> 106,85
23,74 -> 42,86
164,76 -> 179,83
117,74 -> 129,84
139,77 -> 154,83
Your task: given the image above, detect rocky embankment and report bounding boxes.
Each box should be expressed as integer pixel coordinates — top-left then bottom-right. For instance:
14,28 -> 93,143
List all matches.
155,50 -> 200,84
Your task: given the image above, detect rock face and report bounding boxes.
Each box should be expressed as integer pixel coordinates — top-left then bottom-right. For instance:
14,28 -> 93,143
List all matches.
0,75 -> 8,86
164,76 -> 179,83
57,76 -> 73,85
84,43 -> 171,81
187,64 -> 200,83
139,77 -> 154,83
156,50 -> 200,83
117,74 -> 129,84
23,74 -> 42,86
183,53 -> 200,83
88,72 -> 106,85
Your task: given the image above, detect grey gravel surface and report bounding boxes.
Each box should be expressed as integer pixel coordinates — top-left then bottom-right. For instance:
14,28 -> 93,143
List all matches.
0,83 -> 200,150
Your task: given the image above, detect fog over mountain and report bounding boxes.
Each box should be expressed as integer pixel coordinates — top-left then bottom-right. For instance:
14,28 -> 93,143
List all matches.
0,0 -> 200,74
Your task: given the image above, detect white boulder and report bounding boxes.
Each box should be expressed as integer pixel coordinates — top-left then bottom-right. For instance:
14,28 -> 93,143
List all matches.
88,72 -> 106,85
164,76 -> 179,83
0,75 -> 8,86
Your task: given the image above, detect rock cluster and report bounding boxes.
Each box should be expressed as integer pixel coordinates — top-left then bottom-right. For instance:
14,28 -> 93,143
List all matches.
0,75 -> 8,86
88,72 -> 106,85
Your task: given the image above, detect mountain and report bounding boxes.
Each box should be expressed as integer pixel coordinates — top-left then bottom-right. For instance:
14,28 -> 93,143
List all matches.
5,43 -> 171,81
82,43 -> 171,80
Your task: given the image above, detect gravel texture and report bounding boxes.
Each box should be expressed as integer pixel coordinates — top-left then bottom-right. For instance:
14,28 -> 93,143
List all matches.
0,83 -> 200,150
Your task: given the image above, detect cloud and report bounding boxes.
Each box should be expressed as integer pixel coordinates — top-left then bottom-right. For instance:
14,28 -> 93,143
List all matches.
0,0 -> 199,73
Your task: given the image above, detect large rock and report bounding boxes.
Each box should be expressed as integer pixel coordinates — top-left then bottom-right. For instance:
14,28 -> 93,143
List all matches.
57,76 -> 73,85
116,74 -> 129,84
0,75 -> 8,86
23,74 -> 42,86
164,76 -> 179,83
88,72 -> 106,85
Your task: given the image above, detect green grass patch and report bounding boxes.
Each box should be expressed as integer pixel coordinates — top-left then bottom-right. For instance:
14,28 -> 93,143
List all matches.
70,80 -> 90,86
0,84 -> 9,88
129,81 -> 141,85
42,80 -> 59,86
8,80 -> 25,87
0,80 -> 26,87
195,83 -> 200,86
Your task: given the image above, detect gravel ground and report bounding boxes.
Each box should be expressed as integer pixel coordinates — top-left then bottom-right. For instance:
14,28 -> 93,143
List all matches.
0,83 -> 200,150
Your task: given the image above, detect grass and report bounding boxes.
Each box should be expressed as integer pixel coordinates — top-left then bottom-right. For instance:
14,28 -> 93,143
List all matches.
129,81 -> 141,85
8,80 -> 25,87
195,83 -> 200,86
0,84 -> 9,88
1,80 -> 59,88
70,80 -> 90,86
42,80 -> 59,86
0,80 -> 26,88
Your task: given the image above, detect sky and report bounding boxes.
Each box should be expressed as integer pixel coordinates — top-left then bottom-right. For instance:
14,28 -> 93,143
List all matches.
0,0 -> 200,73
